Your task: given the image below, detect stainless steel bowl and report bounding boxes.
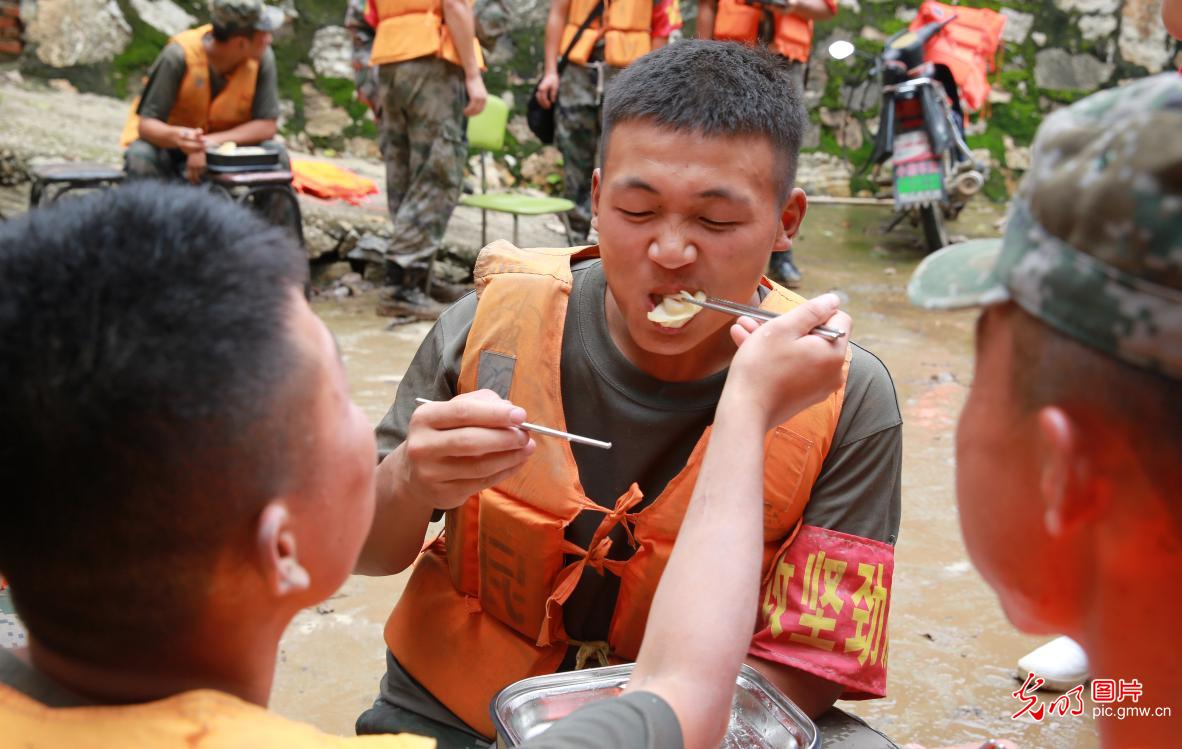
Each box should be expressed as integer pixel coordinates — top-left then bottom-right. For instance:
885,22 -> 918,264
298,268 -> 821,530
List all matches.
491,663 -> 820,748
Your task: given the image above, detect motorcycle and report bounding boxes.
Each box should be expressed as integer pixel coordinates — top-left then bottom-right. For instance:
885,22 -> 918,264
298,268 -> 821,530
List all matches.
829,11 -> 995,253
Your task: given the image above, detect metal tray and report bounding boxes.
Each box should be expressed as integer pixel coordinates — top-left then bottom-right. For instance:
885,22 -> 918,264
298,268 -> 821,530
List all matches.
492,663 -> 820,749
206,146 -> 281,173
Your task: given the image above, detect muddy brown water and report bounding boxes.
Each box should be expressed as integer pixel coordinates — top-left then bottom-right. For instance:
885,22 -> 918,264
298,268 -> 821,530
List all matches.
272,202 -> 1098,748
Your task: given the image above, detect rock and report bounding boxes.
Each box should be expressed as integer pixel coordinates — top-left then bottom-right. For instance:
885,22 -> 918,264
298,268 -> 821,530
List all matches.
1034,48 -> 1113,91
803,51 -> 828,108
128,0 -> 195,36
25,0 -> 131,67
837,0 -> 860,12
894,6 -> 917,23
971,148 -> 997,171
820,109 -> 863,151
1053,0 -> 1119,13
313,261 -> 353,285
860,26 -> 885,43
302,223 -> 340,261
310,26 -> 353,81
1119,0 -> 1173,73
1003,135 -> 1031,171
801,122 -> 821,151
795,152 -> 852,198
848,82 -> 882,114
346,136 -> 381,160
1031,31 -> 1048,47
507,114 -> 534,144
278,98 -> 295,130
1079,14 -> 1118,41
987,87 -> 1012,105
48,78 -> 77,94
520,146 -> 561,188
301,83 -> 352,138
465,152 -> 510,192
295,63 -> 316,80
347,232 -> 389,266
1000,8 -> 1034,44
0,147 -> 29,185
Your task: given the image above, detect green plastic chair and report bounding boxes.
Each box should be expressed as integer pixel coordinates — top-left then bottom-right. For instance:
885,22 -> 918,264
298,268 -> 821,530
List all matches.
460,96 -> 575,246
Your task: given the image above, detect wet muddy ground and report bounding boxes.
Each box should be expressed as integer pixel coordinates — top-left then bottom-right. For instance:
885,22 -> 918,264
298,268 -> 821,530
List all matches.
273,201 -> 1098,748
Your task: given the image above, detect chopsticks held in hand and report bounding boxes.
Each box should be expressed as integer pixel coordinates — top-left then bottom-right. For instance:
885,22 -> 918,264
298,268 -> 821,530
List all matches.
679,292 -> 847,341
413,398 -> 612,450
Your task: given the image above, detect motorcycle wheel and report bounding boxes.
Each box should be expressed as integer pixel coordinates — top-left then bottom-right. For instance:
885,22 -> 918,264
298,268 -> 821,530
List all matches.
920,203 -> 950,254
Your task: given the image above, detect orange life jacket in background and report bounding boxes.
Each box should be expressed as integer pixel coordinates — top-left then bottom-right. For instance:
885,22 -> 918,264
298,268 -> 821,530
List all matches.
561,0 -> 653,68
385,241 -> 850,737
367,0 -> 485,69
0,683 -> 431,748
119,26 -> 258,148
909,0 -> 1005,113
712,0 -> 815,63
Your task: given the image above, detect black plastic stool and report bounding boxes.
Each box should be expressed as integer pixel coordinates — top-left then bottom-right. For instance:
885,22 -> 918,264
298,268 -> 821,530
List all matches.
29,163 -> 125,208
209,169 -> 304,248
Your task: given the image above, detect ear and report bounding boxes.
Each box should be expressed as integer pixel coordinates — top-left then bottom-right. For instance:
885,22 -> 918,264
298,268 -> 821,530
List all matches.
591,168 -> 602,223
1037,407 -> 1101,538
775,188 -> 808,252
256,501 -> 311,598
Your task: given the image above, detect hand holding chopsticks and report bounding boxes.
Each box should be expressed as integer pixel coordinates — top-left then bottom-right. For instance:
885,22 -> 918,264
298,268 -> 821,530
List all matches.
679,291 -> 847,341
414,398 -> 612,450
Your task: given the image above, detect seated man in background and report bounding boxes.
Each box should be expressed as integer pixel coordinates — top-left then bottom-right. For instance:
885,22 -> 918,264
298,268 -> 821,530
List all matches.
120,0 -> 287,184
0,182 -> 851,748
908,72 -> 1182,748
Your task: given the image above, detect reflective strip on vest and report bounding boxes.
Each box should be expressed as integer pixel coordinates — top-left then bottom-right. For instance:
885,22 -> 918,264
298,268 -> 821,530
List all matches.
712,0 -> 815,63
368,0 -> 484,69
560,0 -> 653,68
119,26 -> 258,148
385,240 -> 849,737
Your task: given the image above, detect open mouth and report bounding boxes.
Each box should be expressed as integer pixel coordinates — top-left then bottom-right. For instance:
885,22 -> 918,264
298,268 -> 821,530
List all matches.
646,290 -> 706,329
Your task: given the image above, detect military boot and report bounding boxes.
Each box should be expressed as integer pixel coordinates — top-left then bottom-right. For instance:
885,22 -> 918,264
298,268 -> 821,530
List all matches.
376,262 -> 447,320
768,250 -> 803,288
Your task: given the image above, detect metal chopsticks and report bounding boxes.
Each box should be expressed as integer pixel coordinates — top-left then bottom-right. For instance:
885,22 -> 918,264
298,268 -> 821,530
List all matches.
413,398 -> 612,450
679,292 -> 847,341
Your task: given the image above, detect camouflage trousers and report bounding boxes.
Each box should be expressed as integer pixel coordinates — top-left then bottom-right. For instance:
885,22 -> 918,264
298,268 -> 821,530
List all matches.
555,62 -> 620,243
379,57 -> 468,268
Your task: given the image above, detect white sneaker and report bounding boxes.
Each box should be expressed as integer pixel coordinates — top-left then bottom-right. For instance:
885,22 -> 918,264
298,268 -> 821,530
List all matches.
1017,636 -> 1089,692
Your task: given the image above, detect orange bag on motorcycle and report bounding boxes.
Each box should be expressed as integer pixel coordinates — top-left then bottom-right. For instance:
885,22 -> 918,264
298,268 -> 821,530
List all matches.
909,0 -> 1005,114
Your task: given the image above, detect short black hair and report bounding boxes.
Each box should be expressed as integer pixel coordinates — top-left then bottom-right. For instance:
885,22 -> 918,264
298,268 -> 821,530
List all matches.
0,183 -> 309,662
602,40 -> 809,200
211,22 -> 257,42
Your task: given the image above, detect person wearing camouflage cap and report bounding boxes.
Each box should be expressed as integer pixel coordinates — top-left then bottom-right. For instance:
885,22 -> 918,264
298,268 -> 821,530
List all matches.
121,0 -> 287,187
907,72 -> 1182,749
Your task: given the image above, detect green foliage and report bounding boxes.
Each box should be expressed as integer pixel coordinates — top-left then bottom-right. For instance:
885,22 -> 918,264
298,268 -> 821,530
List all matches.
110,0 -> 169,97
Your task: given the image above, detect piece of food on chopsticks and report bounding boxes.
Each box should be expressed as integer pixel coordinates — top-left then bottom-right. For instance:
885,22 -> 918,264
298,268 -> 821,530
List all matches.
647,290 -> 706,328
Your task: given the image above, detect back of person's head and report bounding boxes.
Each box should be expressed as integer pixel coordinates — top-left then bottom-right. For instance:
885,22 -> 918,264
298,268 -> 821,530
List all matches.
909,72 -> 1182,517
0,183 -> 309,661
602,40 -> 808,199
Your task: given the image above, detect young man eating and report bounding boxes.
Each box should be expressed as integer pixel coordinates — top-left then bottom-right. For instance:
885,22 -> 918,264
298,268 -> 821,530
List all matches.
358,40 -> 902,748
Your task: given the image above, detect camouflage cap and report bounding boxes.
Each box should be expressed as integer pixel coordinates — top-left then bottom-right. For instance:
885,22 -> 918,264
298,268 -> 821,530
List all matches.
210,0 -> 285,33
909,72 -> 1182,381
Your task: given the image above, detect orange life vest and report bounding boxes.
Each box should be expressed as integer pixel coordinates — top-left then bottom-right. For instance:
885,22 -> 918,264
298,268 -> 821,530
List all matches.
0,683 -> 431,748
119,26 -> 258,148
368,0 -> 484,69
385,241 -> 849,737
561,0 -> 653,68
712,0 -> 815,63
